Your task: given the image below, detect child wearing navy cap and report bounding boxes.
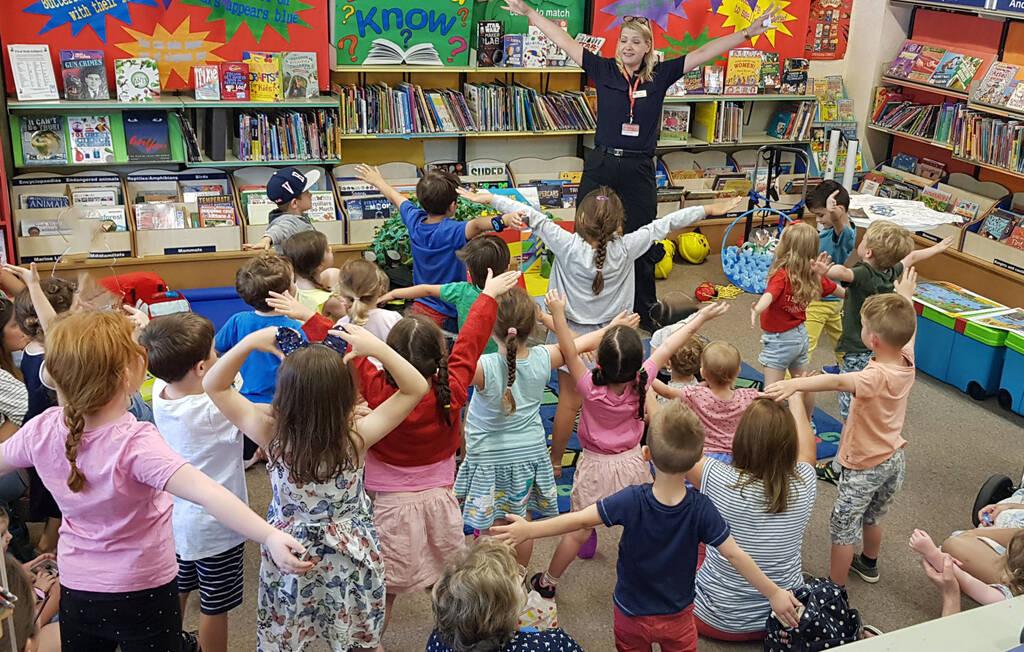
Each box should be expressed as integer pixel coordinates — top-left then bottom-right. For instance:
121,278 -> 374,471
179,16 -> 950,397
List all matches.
245,167 -> 319,253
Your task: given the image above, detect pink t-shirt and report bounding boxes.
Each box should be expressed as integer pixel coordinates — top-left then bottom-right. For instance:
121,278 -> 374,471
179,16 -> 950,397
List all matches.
1,407 -> 186,592
576,358 -> 659,454
363,451 -> 456,493
679,386 -> 760,454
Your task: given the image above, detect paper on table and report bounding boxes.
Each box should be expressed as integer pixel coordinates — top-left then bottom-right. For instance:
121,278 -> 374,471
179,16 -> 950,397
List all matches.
849,194 -> 963,231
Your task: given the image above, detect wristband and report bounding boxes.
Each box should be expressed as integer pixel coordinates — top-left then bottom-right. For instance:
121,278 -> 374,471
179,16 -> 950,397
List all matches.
491,216 -> 506,232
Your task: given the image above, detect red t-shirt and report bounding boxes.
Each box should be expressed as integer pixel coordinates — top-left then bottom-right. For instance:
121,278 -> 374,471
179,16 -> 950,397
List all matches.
760,269 -> 837,333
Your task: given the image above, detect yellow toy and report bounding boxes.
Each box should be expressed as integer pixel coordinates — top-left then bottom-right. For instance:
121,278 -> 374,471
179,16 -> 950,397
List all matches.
654,239 -> 676,279
677,232 -> 710,264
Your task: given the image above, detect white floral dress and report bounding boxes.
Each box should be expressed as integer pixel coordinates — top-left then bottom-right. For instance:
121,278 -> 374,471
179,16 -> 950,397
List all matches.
257,460 -> 386,651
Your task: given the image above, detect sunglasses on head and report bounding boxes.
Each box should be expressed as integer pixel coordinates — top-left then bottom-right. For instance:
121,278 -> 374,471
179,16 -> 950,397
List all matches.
622,15 -> 650,25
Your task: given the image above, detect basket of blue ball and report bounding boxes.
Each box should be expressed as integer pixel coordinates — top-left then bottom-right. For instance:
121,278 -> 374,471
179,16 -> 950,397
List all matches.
720,208 -> 795,294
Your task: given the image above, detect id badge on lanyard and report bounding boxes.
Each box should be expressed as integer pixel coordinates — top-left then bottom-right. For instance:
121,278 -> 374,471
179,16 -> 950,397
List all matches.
622,72 -> 643,137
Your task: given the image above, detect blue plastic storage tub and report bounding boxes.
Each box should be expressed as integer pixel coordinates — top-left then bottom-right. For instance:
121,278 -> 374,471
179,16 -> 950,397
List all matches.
913,301 -> 1009,400
999,331 -> 1024,416
181,287 -> 247,330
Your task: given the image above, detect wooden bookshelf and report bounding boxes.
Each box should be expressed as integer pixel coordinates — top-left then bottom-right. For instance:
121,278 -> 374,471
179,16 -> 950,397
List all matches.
187,155 -> 342,168
657,133 -> 811,150
337,129 -> 595,140
7,96 -> 184,110
879,75 -> 970,99
663,94 -> 817,104
867,123 -> 954,150
952,155 -> 1024,180
179,95 -> 341,109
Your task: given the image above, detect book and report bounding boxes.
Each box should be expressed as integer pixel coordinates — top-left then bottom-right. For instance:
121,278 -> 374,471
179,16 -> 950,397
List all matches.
760,53 -> 780,93
192,65 -> 220,100
60,50 -> 108,100
344,195 -> 392,221
780,58 -> 809,94
20,218 -> 70,237
916,158 -> 947,181
540,20 -> 570,66
980,209 -> 1021,240
71,188 -> 118,206
953,199 -> 980,220
929,52 -> 962,87
82,206 -> 128,232
767,109 -> 796,138
7,44 -> 59,101
241,190 -> 276,225
535,183 -> 563,208
1008,83 -> 1024,112
180,183 -> 224,205
523,26 -> 547,68
921,186 -> 954,212
21,195 -> 69,209
837,98 -> 855,121
115,58 -> 160,102
682,69 -> 703,94
704,66 -> 724,95
891,152 -> 919,173
134,202 -> 187,230
949,56 -> 984,91
886,42 -> 922,79
306,190 -> 336,221
860,179 -> 881,195
974,62 -> 1021,105
197,195 -> 236,227
661,106 -> 690,142
503,35 -> 524,67
724,49 -> 762,95
574,34 -> 606,55
362,39 -> 443,66
908,46 -> 945,83
20,116 -> 67,166
477,21 -> 504,67
282,52 -> 319,98
124,111 -> 170,162
559,171 -> 582,183
243,52 -> 283,101
219,63 -> 249,101
67,115 -> 114,164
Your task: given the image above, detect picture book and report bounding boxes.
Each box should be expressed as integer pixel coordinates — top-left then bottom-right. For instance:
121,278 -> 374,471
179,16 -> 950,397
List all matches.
241,190 -> 275,225
913,281 -> 1005,317
929,52 -> 962,87
1006,224 -> 1024,251
306,190 -> 336,221
916,158 -> 947,181
67,115 -> 114,164
115,58 -> 160,102
82,206 -> 128,232
503,35 -> 524,67
886,41 -> 922,79
952,199 -> 980,220
969,308 -> 1024,335
559,170 -> 582,183
837,98 -> 855,121
908,46 -> 945,83
124,111 -> 170,162
192,65 -> 220,100
704,66 -> 724,95
7,44 -> 59,101
220,63 -> 249,101
243,51 -> 283,101
1008,83 -> 1024,112
20,195 -> 68,210
760,53 -> 780,93
891,152 -> 919,173
477,21 -> 504,67
949,56 -> 984,91
974,62 -> 1020,105
60,50 -> 108,100
20,218 -> 70,237
561,183 -> 579,207
362,39 -> 443,66
574,34 -> 606,55
71,188 -> 118,206
197,195 -> 236,228
767,109 -> 795,138
980,209 -> 1021,240
134,202 -> 187,230
20,115 -> 67,166
661,106 -> 690,142
426,161 -> 467,175
535,183 -> 562,208
180,183 -> 227,205
1002,79 -> 1021,106
523,26 -> 548,68
683,68 -> 703,94
860,179 -> 881,195
920,186 -> 953,212
780,58 -> 809,94
724,49 -> 762,95
282,52 -> 319,98
344,196 -> 392,221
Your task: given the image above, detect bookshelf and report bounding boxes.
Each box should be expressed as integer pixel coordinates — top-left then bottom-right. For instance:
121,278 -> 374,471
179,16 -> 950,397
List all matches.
879,75 -> 969,99
663,94 -> 818,104
866,123 -> 954,150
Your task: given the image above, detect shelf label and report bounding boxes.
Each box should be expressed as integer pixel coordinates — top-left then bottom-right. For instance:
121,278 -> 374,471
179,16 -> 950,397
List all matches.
992,0 -> 1024,11
164,245 -> 216,255
915,231 -> 942,243
929,0 -> 988,6
994,258 -> 1024,276
88,251 -> 132,259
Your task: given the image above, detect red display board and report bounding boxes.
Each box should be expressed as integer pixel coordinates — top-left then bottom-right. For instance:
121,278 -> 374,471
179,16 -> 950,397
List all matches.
804,0 -> 852,61
2,0 -> 329,93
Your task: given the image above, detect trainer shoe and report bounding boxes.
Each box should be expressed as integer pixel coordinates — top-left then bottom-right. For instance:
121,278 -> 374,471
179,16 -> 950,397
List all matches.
529,572 -> 557,600
822,365 -> 841,375
577,530 -> 597,559
815,461 -> 840,485
180,631 -> 201,652
850,555 -> 880,584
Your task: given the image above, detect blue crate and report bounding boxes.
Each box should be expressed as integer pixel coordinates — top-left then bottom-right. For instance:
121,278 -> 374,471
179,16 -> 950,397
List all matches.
181,287 -> 248,330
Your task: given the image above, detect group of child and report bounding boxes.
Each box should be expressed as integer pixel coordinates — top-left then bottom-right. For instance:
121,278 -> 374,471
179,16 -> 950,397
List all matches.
0,160 -> 1019,652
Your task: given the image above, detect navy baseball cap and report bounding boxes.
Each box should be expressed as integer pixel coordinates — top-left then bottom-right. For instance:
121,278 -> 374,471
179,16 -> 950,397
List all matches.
267,167 -> 321,205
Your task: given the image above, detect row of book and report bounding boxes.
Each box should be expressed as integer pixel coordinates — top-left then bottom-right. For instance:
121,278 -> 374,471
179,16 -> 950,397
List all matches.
888,152 -> 947,182
972,62 -> 1024,111
666,54 -> 809,96
464,83 -> 596,132
475,22 -> 604,68
20,112 -> 171,166
812,76 -> 854,122
871,93 -> 965,144
766,101 -> 817,141
692,102 -> 744,143
232,109 -> 341,162
953,110 -> 1024,174
978,207 -> 1024,251
886,40 -> 984,91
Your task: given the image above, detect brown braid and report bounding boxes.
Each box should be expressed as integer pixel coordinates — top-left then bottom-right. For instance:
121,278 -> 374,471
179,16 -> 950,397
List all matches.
502,328 -> 518,416
64,403 -> 87,492
635,367 -> 648,421
575,187 -> 625,296
435,354 -> 452,425
592,237 -> 609,295
385,315 -> 451,423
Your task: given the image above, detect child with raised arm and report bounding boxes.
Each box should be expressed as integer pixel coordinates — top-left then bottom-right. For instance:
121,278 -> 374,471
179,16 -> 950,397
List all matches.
765,267 -> 920,587
494,400 -> 801,651
204,321 -> 429,650
354,164 -> 522,331
0,310 -> 310,651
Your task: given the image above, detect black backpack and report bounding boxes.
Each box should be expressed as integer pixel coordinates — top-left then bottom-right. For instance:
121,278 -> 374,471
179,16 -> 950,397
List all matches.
764,577 -> 862,651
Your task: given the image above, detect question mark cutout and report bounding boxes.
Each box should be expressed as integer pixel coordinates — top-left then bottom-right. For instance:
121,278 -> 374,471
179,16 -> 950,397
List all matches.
457,7 -> 469,26
341,4 -> 355,23
447,36 -> 468,63
339,34 -> 358,62
400,28 -> 413,48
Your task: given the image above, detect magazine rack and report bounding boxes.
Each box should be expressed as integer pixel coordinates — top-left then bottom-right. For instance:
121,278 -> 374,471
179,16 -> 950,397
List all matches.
231,165 -> 342,245
334,162 -> 418,245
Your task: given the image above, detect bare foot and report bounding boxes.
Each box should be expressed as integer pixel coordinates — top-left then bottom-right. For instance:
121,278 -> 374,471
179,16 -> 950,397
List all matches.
910,528 -> 944,569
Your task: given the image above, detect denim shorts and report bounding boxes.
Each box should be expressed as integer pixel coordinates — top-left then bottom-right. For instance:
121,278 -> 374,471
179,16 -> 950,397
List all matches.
758,324 -> 810,371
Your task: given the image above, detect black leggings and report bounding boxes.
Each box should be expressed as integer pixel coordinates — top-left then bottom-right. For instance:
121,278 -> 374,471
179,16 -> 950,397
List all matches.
60,580 -> 185,651
578,148 -> 659,319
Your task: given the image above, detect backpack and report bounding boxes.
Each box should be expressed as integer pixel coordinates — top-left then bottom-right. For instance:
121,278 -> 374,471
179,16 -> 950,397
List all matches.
764,577 -> 862,651
98,272 -> 190,317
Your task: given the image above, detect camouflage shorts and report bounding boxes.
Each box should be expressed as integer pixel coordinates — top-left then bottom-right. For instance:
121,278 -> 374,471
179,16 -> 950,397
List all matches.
830,448 -> 906,545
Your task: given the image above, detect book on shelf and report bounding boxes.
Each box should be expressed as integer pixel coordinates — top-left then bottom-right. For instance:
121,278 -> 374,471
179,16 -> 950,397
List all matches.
21,218 -> 70,237
193,65 -> 220,101
477,21 -> 504,67
115,58 -> 160,102
872,99 -> 964,145
920,186 -> 954,212
682,68 -> 703,94
979,208 -> 1021,241
124,111 -> 171,162
891,153 -> 919,173
950,56 -> 984,91
954,109 -> 1024,173
724,49 -> 761,95
704,66 -> 724,95
67,115 -> 114,164
60,50 -> 109,100
20,116 -> 67,166
244,52 -> 283,101
239,188 -> 276,225
574,34 -> 605,55
364,39 -> 443,66
426,161 -> 467,175
81,206 -> 128,232
342,195 -> 393,222
282,52 -> 320,98
135,202 -> 187,230
760,53 -> 780,93
860,178 -> 881,195
180,182 -> 227,205
220,63 -> 250,100
8,44 -> 59,101
929,52 -> 962,87
71,188 -> 119,206
780,58 -> 808,94
908,45 -> 945,83
766,101 -> 815,141
660,106 -> 690,142
306,190 -> 337,221
953,199 -> 980,220
196,195 -> 237,228
20,195 -> 69,210
886,41 -> 922,79
503,35 -> 524,67
232,108 -> 340,162
916,157 -> 947,181
972,62 -> 1021,106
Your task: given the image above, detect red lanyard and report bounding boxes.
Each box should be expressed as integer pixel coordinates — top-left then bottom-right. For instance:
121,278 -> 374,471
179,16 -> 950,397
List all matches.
623,71 -> 641,124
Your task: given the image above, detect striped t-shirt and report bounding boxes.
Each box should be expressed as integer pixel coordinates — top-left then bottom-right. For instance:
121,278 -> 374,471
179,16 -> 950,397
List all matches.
694,458 -> 816,633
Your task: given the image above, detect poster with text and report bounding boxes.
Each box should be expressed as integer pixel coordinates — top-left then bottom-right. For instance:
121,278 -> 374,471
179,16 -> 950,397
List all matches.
804,0 -> 852,60
472,0 -> 585,38
2,0 -> 329,93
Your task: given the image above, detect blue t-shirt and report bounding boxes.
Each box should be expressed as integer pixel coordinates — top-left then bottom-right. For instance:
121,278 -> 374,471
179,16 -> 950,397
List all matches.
400,200 -> 467,318
819,224 -> 856,301
598,483 -> 730,617
214,312 -> 303,404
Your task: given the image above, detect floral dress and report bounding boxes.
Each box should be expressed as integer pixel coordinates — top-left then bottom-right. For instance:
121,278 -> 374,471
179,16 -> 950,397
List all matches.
257,460 -> 386,651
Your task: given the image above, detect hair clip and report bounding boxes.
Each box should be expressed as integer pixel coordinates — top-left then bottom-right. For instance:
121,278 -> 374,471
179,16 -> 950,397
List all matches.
595,195 -> 608,201
507,327 -> 518,337
275,327 -> 348,358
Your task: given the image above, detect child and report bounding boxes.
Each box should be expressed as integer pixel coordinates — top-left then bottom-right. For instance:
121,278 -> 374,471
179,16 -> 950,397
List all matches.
335,259 -> 401,342
751,222 -> 842,414
804,181 -> 856,367
139,313 -> 248,652
910,529 -> 1024,612
280,230 -> 345,320
652,335 -> 706,404
455,287 -> 631,566
0,310 -> 310,650
354,164 -> 522,331
494,400 -> 801,651
531,298 -> 729,598
766,267 -> 920,587
457,185 -> 742,480
214,253 -> 303,467
0,508 -> 60,641
655,341 -> 759,463
244,167 -> 318,252
378,234 -> 511,354
203,320 -> 429,650
355,269 -> 519,631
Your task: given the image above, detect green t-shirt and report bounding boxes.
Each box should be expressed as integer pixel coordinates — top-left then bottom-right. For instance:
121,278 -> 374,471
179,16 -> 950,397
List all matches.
440,281 -> 497,354
837,262 -> 904,354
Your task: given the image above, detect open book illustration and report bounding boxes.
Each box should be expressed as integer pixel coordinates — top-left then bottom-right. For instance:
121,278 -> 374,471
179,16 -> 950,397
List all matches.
363,39 -> 443,66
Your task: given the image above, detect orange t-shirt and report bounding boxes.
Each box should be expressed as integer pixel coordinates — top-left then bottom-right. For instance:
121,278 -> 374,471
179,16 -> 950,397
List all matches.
838,344 -> 915,470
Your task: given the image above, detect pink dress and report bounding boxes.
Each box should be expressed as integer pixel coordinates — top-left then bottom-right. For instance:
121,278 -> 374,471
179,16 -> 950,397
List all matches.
678,386 -> 760,455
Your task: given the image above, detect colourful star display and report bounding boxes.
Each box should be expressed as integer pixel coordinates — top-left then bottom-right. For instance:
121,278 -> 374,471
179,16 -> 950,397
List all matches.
25,0 -> 167,41
717,0 -> 795,47
600,0 -> 689,30
180,0 -> 312,41
117,17 -> 224,87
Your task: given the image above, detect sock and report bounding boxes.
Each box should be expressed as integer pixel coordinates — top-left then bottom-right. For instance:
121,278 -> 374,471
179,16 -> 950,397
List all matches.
540,571 -> 560,588
860,553 -> 877,568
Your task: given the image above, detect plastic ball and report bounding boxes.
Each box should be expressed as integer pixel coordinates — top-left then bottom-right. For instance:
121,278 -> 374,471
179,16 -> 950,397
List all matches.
695,282 -> 718,302
654,239 -> 676,279
677,232 -> 710,265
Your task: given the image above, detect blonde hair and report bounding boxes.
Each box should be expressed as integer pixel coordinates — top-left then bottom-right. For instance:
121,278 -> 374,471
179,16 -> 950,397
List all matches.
337,259 -> 389,327
861,293 -> 916,349
768,222 -> 825,309
670,334 -> 707,378
575,187 -> 624,295
863,220 -> 913,270
615,21 -> 657,83
1004,530 -> 1024,597
431,540 -> 523,651
647,401 -> 704,473
46,311 -> 146,492
701,341 -> 741,387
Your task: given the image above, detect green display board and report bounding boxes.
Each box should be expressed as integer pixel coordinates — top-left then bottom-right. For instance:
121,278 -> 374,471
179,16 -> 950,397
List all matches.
331,0 -> 475,67
472,0 -> 585,38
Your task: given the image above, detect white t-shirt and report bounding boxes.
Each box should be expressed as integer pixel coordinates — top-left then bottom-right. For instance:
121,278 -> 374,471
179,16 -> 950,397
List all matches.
336,308 -> 402,343
152,379 -> 248,561
694,458 -> 816,633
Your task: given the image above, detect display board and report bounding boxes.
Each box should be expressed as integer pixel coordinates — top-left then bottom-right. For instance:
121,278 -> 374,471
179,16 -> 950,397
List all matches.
472,0 -> 586,40
1,0 -> 329,92
804,0 -> 852,60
